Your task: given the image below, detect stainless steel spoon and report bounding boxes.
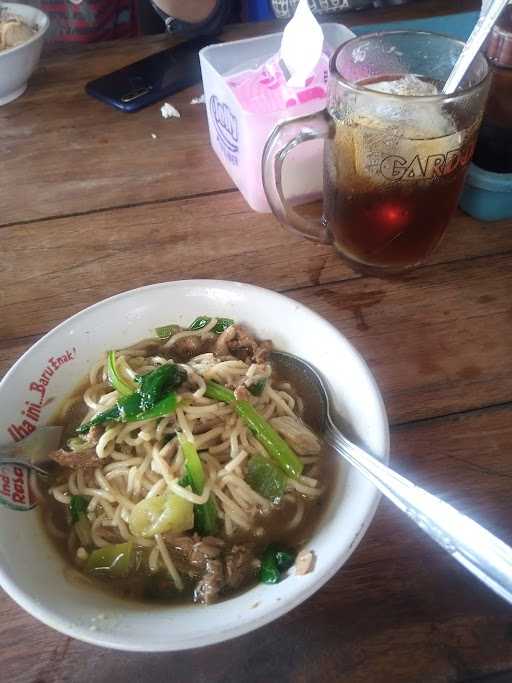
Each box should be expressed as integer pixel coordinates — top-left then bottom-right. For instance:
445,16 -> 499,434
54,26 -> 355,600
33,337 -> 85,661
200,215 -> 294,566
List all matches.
271,350 -> 512,605
0,426 -> 63,476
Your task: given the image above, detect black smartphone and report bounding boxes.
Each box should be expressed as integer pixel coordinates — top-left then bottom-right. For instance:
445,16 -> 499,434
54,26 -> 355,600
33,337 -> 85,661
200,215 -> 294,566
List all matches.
85,36 -> 218,113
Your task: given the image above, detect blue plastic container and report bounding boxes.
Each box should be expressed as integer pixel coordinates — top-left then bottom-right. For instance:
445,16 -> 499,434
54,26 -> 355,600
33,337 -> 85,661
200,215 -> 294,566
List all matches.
460,164 -> 512,221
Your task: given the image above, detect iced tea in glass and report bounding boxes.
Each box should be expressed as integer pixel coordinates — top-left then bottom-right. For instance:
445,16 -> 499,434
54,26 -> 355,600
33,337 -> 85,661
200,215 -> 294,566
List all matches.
263,32 -> 490,274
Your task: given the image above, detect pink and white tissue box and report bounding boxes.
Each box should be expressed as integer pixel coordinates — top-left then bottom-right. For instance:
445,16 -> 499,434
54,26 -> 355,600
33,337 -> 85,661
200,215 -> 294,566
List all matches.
199,24 -> 354,213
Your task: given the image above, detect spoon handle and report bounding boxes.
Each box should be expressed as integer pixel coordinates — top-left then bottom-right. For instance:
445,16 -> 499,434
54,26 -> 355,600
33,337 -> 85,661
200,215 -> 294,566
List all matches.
325,419 -> 512,604
0,457 -> 48,476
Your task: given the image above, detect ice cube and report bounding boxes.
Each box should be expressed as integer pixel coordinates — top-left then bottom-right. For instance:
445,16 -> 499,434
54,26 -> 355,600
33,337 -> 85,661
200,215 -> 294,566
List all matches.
358,76 -> 453,139
364,74 -> 440,97
333,105 -> 467,188
330,74 -> 464,185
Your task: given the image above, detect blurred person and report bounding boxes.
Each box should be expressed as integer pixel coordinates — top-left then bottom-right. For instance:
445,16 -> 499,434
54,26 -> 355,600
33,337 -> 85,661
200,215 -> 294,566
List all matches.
25,0 -> 234,42
26,0 -> 422,43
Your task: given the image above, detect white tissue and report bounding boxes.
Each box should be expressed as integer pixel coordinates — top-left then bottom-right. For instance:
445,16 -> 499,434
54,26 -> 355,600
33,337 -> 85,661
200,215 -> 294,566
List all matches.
160,102 -> 180,119
280,0 -> 324,88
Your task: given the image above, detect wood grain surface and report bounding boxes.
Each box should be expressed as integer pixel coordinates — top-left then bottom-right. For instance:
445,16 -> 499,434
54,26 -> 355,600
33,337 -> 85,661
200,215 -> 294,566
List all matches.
2,0 -> 512,681
0,0 -> 480,226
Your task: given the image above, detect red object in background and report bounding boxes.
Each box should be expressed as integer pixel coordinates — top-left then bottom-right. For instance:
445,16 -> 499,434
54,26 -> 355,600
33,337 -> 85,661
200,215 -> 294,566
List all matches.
41,0 -> 139,42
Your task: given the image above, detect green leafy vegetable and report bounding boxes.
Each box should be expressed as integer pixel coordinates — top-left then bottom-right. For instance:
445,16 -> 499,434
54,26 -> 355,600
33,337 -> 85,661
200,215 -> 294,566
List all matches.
76,393 -> 140,433
246,454 -> 286,503
204,381 -> 303,480
178,472 -> 191,488
69,495 -> 88,524
155,324 -> 180,340
204,380 -> 235,404
136,364 -> 185,411
127,393 -> 181,423
189,316 -> 210,331
247,378 -> 266,396
189,316 -> 234,334
85,542 -> 135,578
155,316 -> 233,339
194,500 -> 218,537
107,350 -> 136,396
69,495 -> 91,546
77,364 -> 185,434
259,545 -> 296,585
177,434 -> 218,536
179,435 -> 206,491
129,493 -> 194,537
274,548 -> 295,572
236,399 -> 304,479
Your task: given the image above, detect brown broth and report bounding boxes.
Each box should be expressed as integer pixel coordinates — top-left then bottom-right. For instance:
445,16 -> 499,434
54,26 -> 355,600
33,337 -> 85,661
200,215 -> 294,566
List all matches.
39,470 -> 333,605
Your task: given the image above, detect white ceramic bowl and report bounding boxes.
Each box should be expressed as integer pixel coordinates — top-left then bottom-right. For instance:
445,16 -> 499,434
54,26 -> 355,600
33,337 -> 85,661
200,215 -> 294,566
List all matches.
0,3 -> 49,106
0,280 -> 388,651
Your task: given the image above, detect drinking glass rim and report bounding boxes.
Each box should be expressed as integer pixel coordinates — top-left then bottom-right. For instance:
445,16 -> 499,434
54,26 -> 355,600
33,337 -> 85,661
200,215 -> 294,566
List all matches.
330,30 -> 490,101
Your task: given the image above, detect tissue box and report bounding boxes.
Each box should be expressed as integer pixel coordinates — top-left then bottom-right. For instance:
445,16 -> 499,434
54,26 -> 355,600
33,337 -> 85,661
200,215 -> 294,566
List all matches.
199,24 -> 354,212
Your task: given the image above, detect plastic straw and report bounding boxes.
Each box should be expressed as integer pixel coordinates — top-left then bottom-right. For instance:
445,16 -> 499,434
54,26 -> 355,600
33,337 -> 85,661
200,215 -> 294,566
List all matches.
443,0 -> 509,94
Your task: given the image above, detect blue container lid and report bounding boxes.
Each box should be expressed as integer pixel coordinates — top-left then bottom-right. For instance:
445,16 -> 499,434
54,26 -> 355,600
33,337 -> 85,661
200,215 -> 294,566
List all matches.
465,163 -> 512,193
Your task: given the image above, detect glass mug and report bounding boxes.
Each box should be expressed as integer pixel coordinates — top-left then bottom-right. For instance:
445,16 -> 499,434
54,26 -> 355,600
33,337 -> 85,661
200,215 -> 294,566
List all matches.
262,31 -> 490,274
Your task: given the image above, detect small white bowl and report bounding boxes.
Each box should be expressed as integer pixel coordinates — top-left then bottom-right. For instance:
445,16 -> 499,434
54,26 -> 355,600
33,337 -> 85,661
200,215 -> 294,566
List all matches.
0,3 -> 49,105
0,280 -> 388,651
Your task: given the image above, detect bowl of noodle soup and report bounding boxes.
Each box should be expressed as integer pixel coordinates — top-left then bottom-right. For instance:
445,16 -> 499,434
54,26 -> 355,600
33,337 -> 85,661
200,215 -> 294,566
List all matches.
0,280 -> 388,651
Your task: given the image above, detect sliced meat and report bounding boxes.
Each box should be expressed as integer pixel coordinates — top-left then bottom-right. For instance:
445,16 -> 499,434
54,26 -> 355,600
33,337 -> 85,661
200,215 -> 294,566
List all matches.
194,559 -> 225,605
95,525 -> 123,544
189,537 -> 224,567
168,535 -> 224,577
216,324 -> 273,363
170,335 -> 206,362
295,549 -> 315,576
224,545 -> 256,589
167,535 -> 195,571
168,534 -> 255,603
48,448 -> 100,470
231,325 -> 259,357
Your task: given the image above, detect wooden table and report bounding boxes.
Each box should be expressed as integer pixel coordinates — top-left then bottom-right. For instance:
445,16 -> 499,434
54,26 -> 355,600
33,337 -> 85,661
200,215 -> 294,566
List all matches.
2,1 -> 512,681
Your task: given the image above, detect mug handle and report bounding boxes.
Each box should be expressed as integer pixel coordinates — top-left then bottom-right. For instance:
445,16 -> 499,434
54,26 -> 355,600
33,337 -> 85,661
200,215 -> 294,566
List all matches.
262,110 -> 332,243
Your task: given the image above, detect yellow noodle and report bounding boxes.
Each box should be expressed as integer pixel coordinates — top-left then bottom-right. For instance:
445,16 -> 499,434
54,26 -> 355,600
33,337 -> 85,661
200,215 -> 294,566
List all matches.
176,407 -> 194,442
155,534 -> 184,590
218,449 -> 250,475
50,333 -> 325,587
148,544 -> 160,573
